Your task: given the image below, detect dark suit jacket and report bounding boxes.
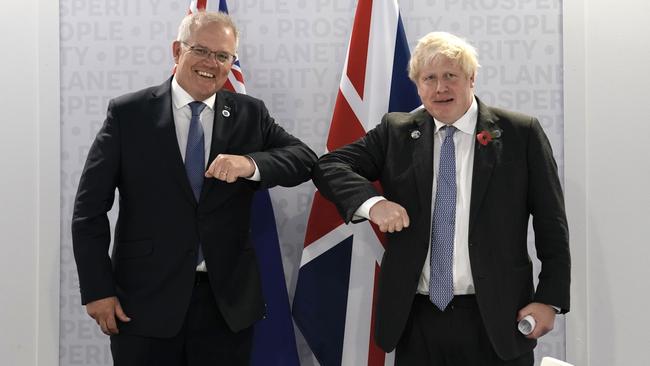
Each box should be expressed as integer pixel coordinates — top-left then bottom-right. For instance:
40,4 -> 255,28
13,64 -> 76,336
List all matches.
72,78 -> 317,338
312,97 -> 570,360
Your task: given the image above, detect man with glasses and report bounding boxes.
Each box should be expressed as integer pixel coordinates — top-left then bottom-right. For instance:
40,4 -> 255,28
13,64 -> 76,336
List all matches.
72,11 -> 316,365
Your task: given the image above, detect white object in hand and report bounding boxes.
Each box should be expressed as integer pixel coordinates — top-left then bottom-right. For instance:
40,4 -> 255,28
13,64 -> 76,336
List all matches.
518,315 -> 536,335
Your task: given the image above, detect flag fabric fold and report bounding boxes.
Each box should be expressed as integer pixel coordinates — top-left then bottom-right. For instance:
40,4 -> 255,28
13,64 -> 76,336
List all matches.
293,1 -> 420,365
249,189 -> 300,366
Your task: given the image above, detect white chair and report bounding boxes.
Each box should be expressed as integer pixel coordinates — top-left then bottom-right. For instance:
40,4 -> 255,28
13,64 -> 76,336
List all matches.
540,356 -> 574,366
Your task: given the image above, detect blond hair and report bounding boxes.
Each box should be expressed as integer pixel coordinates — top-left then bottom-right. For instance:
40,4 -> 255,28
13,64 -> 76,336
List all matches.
408,32 -> 479,82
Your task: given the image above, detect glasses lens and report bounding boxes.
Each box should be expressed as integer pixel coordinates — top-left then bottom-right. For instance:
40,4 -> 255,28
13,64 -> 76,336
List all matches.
192,47 -> 210,58
186,43 -> 234,64
215,52 -> 231,64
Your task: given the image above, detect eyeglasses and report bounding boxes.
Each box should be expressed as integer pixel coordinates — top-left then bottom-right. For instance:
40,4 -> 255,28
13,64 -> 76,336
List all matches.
182,42 -> 237,65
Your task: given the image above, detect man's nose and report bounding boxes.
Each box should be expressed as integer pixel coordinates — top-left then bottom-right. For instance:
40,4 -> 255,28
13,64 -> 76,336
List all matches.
206,55 -> 222,65
435,80 -> 448,93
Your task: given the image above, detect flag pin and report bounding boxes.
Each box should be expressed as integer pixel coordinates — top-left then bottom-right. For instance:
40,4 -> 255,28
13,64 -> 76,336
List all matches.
222,109 -> 230,117
411,130 -> 421,139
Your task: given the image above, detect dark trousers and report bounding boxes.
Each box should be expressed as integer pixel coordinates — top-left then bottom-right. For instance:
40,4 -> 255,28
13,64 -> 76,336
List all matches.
110,273 -> 253,366
395,295 -> 533,366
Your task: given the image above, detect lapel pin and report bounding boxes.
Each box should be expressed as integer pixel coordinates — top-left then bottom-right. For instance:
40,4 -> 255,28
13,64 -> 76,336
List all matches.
411,130 -> 421,139
222,109 -> 230,118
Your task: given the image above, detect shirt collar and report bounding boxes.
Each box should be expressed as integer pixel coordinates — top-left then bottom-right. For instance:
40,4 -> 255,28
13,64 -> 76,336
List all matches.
433,97 -> 478,136
171,76 -> 216,111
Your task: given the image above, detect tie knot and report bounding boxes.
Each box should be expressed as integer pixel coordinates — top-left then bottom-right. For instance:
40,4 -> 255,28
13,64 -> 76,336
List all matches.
189,101 -> 206,117
442,125 -> 456,139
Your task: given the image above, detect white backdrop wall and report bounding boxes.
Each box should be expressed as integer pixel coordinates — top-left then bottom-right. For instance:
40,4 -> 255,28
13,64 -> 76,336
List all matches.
564,0 -> 650,365
0,0 -> 59,365
0,0 -> 39,362
4,0 -> 650,365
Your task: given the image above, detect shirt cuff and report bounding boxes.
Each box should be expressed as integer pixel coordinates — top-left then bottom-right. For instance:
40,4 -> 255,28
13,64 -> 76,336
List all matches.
245,156 -> 261,181
550,305 -> 561,314
353,196 -> 386,220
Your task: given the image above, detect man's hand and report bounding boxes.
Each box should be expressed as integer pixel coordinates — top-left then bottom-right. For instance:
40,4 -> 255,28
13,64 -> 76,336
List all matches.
517,302 -> 556,339
205,154 -> 255,183
369,200 -> 410,233
85,296 -> 131,336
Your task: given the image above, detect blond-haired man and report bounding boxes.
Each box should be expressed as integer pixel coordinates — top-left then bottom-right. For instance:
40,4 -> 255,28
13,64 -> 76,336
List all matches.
312,31 -> 569,365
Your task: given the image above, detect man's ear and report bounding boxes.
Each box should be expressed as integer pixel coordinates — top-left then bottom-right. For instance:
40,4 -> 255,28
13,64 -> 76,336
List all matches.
470,73 -> 476,88
172,41 -> 181,64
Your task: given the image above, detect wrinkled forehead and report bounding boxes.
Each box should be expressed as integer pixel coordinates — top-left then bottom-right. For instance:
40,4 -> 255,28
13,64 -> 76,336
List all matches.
424,54 -> 462,71
189,23 -> 237,49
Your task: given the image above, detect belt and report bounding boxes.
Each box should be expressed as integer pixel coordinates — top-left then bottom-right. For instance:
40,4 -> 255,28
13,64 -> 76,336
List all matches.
415,294 -> 477,310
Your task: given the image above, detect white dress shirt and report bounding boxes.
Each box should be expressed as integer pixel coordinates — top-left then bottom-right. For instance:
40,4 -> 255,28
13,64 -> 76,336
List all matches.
417,98 -> 478,295
171,77 -> 216,164
356,98 -> 478,295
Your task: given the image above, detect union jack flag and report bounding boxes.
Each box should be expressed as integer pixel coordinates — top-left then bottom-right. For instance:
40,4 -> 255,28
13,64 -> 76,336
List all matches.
187,0 -> 206,14
185,1 -> 299,365
292,1 -> 420,365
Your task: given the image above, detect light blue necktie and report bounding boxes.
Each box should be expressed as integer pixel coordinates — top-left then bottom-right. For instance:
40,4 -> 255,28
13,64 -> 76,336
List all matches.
185,101 -> 206,265
429,125 -> 457,311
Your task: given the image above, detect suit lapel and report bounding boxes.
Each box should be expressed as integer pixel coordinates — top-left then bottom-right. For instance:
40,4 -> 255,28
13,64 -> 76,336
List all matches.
150,78 -> 197,207
411,109 -> 435,218
200,90 -> 236,201
469,98 -> 500,235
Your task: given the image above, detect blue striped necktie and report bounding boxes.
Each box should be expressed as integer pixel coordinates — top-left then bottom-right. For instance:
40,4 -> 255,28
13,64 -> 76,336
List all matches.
429,125 -> 457,311
185,101 -> 206,264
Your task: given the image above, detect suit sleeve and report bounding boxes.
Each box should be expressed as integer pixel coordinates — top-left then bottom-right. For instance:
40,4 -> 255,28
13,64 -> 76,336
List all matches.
246,100 -> 317,189
312,115 -> 391,223
527,118 -> 571,312
71,100 -> 120,305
